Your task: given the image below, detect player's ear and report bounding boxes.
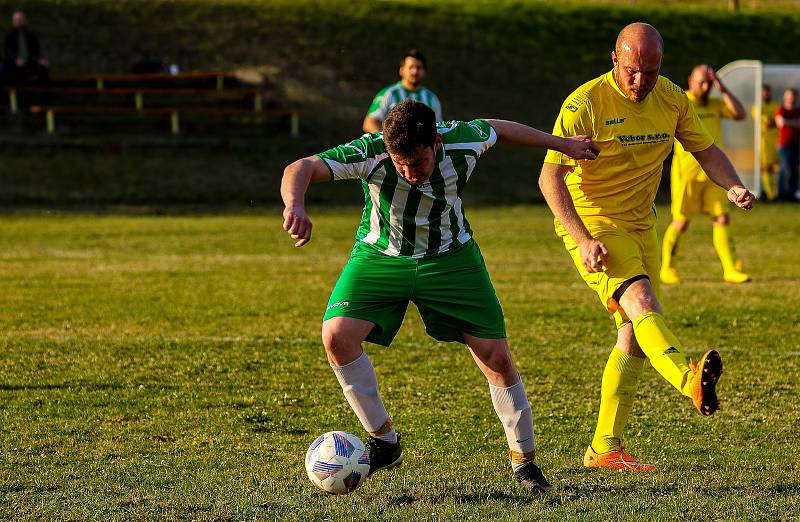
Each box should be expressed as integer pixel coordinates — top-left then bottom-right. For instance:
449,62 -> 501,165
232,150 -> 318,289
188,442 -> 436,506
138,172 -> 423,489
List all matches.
611,51 -> 618,66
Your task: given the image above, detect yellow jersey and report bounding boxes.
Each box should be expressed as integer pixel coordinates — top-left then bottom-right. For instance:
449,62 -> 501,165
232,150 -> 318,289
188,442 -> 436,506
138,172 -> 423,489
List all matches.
672,93 -> 735,183
545,71 -> 713,227
760,100 -> 780,159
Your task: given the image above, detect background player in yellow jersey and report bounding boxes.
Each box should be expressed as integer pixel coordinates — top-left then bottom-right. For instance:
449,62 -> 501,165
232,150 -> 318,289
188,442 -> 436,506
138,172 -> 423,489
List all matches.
661,64 -> 749,285
758,84 -> 781,200
539,23 -> 755,471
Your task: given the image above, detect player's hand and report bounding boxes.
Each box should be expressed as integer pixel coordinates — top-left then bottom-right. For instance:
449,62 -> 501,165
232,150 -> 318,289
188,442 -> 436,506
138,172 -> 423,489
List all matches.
728,185 -> 755,210
283,206 -> 313,247
560,135 -> 600,161
708,67 -> 722,90
579,238 -> 608,273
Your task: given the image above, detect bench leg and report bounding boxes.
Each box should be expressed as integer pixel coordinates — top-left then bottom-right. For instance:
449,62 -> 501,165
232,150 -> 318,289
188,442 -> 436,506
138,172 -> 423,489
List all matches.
171,112 -> 180,135
46,110 -> 55,133
291,113 -> 299,137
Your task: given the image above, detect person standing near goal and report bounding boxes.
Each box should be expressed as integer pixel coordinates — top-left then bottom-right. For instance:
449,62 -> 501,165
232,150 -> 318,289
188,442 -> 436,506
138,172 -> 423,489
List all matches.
539,23 -> 755,471
282,99 -> 598,493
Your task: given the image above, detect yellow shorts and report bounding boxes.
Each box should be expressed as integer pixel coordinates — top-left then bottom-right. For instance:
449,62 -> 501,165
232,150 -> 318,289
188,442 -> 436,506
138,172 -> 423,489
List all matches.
670,170 -> 728,221
558,217 -> 660,329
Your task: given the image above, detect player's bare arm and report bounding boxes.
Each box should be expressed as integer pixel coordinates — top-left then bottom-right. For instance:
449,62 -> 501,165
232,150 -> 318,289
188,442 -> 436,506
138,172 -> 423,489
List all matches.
775,112 -> 800,129
362,115 -> 382,134
280,156 -> 331,247
538,162 -> 608,273
691,145 -> 755,210
710,68 -> 746,120
486,119 -> 600,160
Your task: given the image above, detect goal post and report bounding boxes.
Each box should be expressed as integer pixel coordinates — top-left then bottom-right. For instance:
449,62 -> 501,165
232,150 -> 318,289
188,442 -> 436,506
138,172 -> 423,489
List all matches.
716,60 -> 800,197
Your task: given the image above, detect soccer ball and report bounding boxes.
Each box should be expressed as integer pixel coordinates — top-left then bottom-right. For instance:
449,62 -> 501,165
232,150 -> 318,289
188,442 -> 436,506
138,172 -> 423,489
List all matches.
305,431 -> 371,494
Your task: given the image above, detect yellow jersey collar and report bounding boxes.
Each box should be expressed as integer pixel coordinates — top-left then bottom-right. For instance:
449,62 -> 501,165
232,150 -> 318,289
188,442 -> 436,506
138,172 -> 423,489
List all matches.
607,70 -> 627,99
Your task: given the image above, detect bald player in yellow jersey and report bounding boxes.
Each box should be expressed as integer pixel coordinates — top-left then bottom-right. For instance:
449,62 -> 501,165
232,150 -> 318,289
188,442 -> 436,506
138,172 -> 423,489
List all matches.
661,64 -> 750,285
539,23 -> 755,471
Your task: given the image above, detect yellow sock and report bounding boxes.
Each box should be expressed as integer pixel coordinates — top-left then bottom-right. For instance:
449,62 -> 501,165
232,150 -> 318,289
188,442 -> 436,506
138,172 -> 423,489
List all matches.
761,170 -> 776,200
712,224 -> 737,273
661,224 -> 681,269
632,312 -> 692,396
591,347 -> 645,454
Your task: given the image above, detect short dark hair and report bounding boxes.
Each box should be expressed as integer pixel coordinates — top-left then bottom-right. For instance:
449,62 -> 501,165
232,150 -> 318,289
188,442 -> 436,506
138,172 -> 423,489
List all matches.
382,99 -> 437,157
400,49 -> 427,69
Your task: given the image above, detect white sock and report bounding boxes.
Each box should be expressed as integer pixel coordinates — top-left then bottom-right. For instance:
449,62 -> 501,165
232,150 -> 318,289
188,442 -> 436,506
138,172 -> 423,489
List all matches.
489,379 -> 536,471
331,352 -> 397,444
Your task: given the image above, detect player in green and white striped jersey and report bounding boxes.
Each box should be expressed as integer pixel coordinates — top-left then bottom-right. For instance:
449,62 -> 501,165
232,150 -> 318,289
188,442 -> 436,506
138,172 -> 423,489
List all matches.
362,49 -> 442,134
282,100 -> 598,493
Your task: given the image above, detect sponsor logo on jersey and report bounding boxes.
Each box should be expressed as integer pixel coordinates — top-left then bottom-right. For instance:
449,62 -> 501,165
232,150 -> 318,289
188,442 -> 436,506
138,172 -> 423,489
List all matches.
605,117 -> 626,126
617,132 -> 671,145
663,346 -> 679,355
438,121 -> 460,134
566,104 -> 578,113
467,121 -> 489,139
326,301 -> 351,310
342,140 -> 368,160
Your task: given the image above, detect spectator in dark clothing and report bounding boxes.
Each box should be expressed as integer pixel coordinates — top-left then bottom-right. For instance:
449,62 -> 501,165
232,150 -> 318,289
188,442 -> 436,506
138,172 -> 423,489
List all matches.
775,88 -> 800,201
2,11 -> 49,84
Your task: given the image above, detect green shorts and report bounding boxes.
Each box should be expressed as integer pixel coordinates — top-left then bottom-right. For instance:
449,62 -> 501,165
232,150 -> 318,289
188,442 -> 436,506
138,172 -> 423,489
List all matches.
323,239 -> 506,346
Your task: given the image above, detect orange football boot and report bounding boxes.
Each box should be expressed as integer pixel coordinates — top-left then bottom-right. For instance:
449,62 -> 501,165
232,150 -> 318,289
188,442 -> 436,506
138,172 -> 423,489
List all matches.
690,349 -> 724,416
583,445 -> 657,471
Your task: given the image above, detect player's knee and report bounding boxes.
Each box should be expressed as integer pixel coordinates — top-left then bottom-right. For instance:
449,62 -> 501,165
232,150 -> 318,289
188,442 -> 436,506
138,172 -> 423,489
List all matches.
618,278 -> 662,317
479,344 -> 515,376
672,219 -> 688,232
321,320 -> 346,353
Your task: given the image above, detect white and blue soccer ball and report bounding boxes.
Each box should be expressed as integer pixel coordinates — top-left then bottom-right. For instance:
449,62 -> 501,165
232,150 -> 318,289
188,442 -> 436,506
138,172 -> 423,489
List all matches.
305,431 -> 370,494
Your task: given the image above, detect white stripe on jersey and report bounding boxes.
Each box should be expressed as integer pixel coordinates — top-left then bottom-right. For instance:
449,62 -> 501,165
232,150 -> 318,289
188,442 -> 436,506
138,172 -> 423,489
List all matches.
436,155 -> 460,254
413,191 -> 435,254
383,183 -> 411,256
361,167 -> 387,245
454,197 -> 472,244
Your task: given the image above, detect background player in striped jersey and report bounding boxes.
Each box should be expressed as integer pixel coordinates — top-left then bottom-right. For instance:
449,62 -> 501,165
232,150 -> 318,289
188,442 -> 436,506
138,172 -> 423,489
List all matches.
282,99 -> 598,493
362,50 -> 442,133
539,23 -> 755,472
661,64 -> 750,285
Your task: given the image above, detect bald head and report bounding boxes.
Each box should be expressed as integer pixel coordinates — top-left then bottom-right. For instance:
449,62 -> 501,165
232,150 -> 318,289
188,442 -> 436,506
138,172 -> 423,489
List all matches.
615,22 -> 664,58
688,64 -> 714,102
612,23 -> 664,102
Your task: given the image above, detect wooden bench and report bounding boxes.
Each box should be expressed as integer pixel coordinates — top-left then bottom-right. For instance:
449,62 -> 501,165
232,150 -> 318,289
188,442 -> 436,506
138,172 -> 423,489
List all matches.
4,70 -> 300,136
28,105 -> 301,136
3,86 -> 270,113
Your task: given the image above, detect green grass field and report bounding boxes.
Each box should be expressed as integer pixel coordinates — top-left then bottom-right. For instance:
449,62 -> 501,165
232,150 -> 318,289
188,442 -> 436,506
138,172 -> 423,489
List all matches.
0,204 -> 798,520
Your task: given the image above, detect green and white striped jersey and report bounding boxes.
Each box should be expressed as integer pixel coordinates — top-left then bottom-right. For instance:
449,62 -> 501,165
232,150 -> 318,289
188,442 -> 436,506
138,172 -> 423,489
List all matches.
367,82 -> 443,122
316,119 -> 497,259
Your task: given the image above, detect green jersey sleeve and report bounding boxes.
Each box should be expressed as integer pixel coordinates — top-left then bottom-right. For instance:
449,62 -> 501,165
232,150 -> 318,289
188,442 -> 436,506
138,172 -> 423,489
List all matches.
316,134 -> 384,181
438,119 -> 498,157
